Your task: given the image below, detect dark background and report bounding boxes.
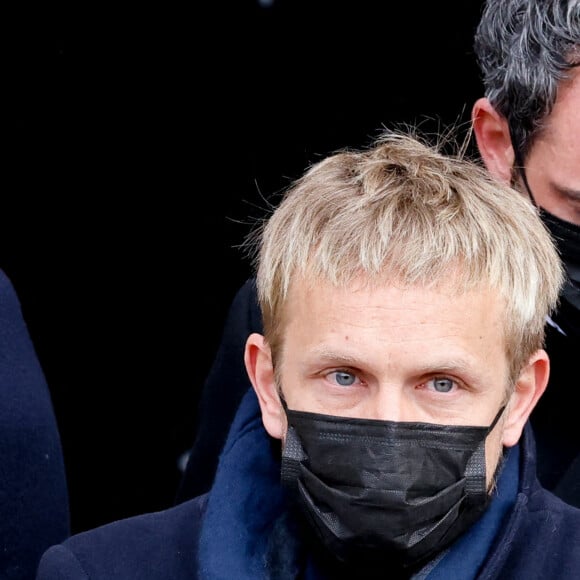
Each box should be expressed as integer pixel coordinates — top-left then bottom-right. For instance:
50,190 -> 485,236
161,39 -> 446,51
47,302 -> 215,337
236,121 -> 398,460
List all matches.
5,0 -> 485,534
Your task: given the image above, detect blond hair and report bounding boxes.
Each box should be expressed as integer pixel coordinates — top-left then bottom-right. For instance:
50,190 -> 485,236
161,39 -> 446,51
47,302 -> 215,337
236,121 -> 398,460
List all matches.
245,130 -> 564,379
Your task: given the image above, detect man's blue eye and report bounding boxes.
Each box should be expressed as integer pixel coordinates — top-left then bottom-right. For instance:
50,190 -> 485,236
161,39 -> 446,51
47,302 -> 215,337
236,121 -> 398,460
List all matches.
433,378 -> 454,393
335,371 -> 356,386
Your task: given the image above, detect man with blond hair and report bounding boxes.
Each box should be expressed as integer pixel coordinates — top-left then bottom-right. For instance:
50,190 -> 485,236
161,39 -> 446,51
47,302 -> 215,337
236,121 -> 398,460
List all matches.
37,130 -> 580,579
178,0 -> 580,509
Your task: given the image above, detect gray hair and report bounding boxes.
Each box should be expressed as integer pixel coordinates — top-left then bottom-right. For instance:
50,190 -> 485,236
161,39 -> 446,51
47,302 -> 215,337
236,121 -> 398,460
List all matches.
245,130 -> 564,379
474,0 -> 580,160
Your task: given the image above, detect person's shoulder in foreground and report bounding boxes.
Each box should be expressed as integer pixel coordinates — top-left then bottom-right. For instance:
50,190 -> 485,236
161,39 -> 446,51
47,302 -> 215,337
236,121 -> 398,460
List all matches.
37,128 -> 580,579
0,267 -> 70,580
35,495 -> 207,579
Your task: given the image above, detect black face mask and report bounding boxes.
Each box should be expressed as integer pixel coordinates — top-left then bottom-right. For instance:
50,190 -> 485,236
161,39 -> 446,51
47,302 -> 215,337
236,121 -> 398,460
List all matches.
510,145 -> 580,334
281,404 -> 505,572
540,209 -> 580,321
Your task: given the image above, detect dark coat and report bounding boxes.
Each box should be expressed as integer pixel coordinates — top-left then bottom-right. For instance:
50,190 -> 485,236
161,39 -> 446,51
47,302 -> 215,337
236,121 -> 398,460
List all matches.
36,388 -> 580,580
531,296 -> 580,504
0,270 -> 70,580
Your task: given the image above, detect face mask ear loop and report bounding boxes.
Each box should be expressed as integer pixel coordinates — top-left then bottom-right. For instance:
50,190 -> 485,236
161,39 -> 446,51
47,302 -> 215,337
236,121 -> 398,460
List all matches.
464,405 -> 506,498
487,404 -> 507,435
279,396 -> 307,489
509,125 -> 537,208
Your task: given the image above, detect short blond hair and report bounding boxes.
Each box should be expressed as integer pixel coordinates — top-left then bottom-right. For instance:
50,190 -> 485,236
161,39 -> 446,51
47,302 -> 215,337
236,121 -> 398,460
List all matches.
245,130 -> 564,379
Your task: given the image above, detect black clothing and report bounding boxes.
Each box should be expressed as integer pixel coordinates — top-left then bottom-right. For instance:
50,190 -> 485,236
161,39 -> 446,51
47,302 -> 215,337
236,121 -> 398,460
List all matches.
0,269 -> 70,579
532,297 -> 579,505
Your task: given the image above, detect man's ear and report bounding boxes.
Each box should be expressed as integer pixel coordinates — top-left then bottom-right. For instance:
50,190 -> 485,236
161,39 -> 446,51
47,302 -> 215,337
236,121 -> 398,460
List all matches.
502,350 -> 550,447
244,332 -> 285,440
472,97 -> 515,184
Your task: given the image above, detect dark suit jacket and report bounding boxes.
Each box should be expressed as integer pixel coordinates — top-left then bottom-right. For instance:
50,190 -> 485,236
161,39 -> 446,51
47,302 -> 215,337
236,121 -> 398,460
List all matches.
0,270 -> 69,580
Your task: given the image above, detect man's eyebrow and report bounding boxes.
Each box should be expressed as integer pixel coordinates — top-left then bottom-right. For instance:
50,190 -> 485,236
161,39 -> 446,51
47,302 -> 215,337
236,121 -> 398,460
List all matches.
309,349 -> 476,375
309,348 -> 366,366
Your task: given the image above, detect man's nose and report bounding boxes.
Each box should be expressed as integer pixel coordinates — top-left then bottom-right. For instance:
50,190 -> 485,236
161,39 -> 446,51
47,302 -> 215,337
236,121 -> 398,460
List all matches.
364,387 -> 411,422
